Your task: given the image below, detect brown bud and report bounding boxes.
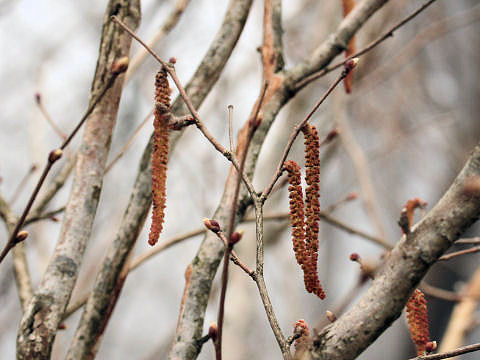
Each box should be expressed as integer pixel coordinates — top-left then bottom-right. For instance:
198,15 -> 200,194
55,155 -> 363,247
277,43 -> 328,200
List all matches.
229,230 -> 244,246
203,218 -> 220,233
111,56 -> 129,74
208,322 -> 218,342
349,253 -> 360,262
15,230 -> 29,244
326,310 -> 337,323
169,57 -> 177,64
344,57 -> 359,71
346,192 -> 358,201
34,92 -> 41,104
58,323 -> 67,330
48,149 -> 63,163
425,341 -> 437,353
324,128 -> 339,143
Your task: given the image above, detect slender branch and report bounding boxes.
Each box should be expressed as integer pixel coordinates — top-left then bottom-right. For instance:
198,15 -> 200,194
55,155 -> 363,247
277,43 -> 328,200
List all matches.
439,267 -> 480,355
24,207 -> 65,226
455,237 -> 480,245
409,343 -> 480,360
253,200 -> 291,359
125,0 -> 191,81
35,92 -> 67,140
439,246 -> 480,261
420,282 -> 463,303
228,105 -> 234,152
261,68 -> 350,201
296,0 -> 438,89
9,165 -> 37,205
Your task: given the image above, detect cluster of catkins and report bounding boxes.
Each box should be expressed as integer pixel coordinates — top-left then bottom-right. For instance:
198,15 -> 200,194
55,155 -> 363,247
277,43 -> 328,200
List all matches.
149,67 -> 171,246
284,123 -> 325,299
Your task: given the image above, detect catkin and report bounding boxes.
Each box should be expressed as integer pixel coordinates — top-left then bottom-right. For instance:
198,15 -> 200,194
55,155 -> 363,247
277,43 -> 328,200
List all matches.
406,289 -> 430,355
149,67 -> 171,246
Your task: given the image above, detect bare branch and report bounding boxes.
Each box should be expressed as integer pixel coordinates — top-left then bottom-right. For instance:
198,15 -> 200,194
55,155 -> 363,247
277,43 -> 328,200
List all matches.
410,343 -> 480,360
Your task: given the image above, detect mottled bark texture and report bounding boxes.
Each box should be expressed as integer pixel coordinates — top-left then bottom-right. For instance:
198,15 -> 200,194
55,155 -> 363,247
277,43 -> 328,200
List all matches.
16,1 -> 140,359
310,144 -> 480,359
169,1 -> 390,359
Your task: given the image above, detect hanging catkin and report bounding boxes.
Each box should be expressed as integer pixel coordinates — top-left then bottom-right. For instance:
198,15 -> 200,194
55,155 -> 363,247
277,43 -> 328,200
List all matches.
149,67 -> 171,246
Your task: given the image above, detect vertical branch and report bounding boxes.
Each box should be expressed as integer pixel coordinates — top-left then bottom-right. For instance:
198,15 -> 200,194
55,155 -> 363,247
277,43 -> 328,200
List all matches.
16,1 -> 141,359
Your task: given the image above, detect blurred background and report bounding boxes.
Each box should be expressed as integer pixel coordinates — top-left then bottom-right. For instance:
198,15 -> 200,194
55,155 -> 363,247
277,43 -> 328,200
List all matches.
0,0 -> 479,359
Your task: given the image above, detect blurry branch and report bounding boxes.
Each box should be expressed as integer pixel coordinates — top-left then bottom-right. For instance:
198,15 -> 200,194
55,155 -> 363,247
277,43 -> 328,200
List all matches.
34,92 -> 67,140
420,282 -> 463,303
438,267 -> 480,356
296,0 -> 439,89
105,110 -> 153,173
125,0 -> 191,82
438,247 -> 480,261
24,207 -> 65,226
0,193 -> 32,310
28,154 -> 76,219
9,165 -> 37,206
455,237 -> 480,245
62,1 -> 255,359
334,94 -> 390,247
358,2 -> 480,94
311,144 -> 480,359
410,343 -> 480,360
17,1 -> 141,358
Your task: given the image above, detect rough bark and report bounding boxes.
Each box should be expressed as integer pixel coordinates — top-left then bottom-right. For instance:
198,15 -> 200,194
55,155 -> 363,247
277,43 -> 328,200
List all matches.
16,1 -> 140,359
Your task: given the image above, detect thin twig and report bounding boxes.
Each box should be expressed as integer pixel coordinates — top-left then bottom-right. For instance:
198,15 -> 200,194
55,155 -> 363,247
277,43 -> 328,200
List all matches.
420,282 -> 463,303
261,68 -> 349,201
228,105 -> 234,152
296,0 -> 439,90
455,237 -> 480,245
409,342 -> 480,360
24,206 -> 65,226
125,0 -> 191,82
439,246 -> 480,261
35,92 -> 67,140
9,164 -> 37,205
215,231 -> 231,360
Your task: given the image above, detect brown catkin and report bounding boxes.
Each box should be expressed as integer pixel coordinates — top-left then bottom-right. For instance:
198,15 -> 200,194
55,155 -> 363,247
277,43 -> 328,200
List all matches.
342,0 -> 356,93
149,67 -> 171,246
406,289 -> 430,355
284,160 -> 307,270
302,124 -> 325,299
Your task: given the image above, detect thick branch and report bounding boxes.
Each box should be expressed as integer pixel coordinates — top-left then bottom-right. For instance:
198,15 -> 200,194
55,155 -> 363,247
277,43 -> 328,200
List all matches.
310,144 -> 480,359
16,1 -> 141,359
